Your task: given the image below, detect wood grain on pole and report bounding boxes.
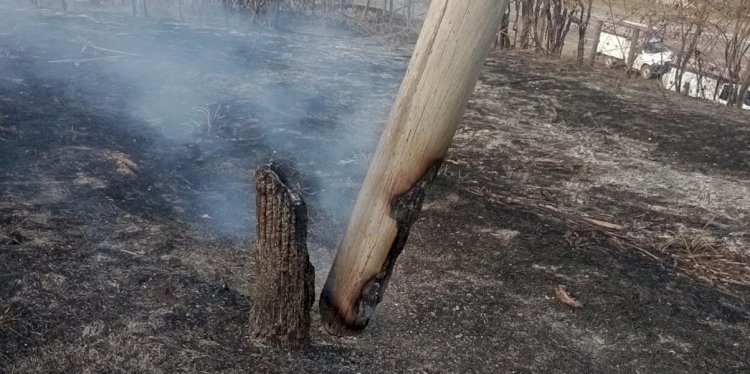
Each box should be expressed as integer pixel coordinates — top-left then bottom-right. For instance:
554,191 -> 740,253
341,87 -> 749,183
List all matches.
320,0 -> 508,333
250,165 -> 315,348
589,20 -> 603,66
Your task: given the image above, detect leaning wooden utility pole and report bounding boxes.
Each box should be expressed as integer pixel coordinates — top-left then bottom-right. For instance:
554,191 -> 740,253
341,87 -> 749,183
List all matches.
320,0 -> 508,333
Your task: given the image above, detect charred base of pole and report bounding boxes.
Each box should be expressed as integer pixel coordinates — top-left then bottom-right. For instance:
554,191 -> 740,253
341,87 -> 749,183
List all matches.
320,159 -> 443,334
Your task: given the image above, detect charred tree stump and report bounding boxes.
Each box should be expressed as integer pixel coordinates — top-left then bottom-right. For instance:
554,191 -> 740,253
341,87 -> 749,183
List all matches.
250,165 -> 315,349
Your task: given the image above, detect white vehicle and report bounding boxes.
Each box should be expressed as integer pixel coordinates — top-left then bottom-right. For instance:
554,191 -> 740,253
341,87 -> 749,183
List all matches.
661,64 -> 722,100
597,24 -> 673,79
661,62 -> 750,110
716,84 -> 750,110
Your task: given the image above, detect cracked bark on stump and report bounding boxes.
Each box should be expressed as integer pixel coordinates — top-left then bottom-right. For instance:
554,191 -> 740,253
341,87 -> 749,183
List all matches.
250,165 -> 315,349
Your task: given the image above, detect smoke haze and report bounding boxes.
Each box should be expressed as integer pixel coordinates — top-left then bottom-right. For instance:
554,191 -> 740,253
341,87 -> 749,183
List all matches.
0,0 -> 408,243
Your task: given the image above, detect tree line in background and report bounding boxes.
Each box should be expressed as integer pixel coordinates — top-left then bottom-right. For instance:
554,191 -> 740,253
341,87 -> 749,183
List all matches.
496,0 -> 594,59
32,0 -> 419,32
490,0 -> 750,109
122,0 -> 418,32
30,0 -> 750,108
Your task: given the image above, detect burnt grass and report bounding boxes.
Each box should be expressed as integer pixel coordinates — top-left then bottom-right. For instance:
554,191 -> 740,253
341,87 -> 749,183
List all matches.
2,6 -> 750,374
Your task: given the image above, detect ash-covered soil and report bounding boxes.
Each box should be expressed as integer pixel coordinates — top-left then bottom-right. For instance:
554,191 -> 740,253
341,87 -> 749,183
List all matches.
1,4 -> 749,374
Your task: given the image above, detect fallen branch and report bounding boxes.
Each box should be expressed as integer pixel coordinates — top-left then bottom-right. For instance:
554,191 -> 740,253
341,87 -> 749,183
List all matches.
117,248 -> 143,256
464,185 -> 623,232
580,217 -> 624,231
48,56 -> 123,64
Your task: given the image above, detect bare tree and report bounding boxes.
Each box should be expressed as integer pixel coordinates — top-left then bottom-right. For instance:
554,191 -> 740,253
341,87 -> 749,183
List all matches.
715,0 -> 750,107
494,2 -> 512,50
518,0 -> 534,49
575,0 -> 593,59
512,0 -> 593,56
656,0 -> 715,94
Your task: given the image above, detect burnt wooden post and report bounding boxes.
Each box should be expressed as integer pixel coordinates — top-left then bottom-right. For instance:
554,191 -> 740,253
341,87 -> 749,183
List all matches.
250,165 -> 315,348
589,20 -> 603,66
320,0 -> 508,333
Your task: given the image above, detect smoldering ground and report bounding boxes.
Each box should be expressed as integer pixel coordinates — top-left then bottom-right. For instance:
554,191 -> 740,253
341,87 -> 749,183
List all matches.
0,3 -> 413,370
0,0 -> 406,242
2,2 -> 750,373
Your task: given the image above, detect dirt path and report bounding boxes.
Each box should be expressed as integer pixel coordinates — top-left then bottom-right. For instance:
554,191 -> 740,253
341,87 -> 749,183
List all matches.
1,5 -> 749,373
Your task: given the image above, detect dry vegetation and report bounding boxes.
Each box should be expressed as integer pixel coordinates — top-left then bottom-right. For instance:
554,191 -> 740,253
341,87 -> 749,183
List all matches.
655,232 -> 750,288
0,307 -> 14,331
0,1 -> 749,372
456,51 -> 750,291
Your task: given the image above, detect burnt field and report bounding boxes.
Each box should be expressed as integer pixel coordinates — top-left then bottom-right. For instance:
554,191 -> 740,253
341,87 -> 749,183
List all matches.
1,3 -> 750,373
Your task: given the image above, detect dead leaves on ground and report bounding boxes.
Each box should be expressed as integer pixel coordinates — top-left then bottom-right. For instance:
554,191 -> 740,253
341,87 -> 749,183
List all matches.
553,285 -> 583,309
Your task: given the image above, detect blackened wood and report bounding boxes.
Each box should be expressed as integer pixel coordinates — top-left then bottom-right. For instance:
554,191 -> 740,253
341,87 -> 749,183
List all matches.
250,165 -> 315,349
